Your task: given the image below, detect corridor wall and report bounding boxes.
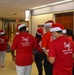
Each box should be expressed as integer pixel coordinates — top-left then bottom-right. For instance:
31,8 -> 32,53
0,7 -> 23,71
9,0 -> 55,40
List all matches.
31,13 -> 55,36
30,1 -> 74,36
0,19 -> 3,29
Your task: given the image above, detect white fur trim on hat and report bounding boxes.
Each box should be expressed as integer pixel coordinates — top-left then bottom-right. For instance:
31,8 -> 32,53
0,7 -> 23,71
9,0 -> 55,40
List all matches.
44,23 -> 52,27
50,27 -> 66,33
18,24 -> 26,30
36,31 -> 42,35
50,27 -> 62,32
1,32 -> 5,35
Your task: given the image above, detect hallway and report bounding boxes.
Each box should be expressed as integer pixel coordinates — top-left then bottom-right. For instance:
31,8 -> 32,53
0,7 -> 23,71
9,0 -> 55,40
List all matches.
0,53 -> 45,75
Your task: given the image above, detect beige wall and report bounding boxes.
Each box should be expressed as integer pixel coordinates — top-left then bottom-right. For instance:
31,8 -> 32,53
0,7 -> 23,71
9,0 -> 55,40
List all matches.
31,13 -> 55,36
0,20 -> 3,29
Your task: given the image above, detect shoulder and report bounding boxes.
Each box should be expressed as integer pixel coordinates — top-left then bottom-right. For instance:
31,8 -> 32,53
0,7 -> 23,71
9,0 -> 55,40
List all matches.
43,32 -> 51,37
27,33 -> 34,39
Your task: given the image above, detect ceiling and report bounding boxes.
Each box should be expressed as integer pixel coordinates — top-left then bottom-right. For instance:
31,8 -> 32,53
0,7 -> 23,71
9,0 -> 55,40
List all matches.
0,0 -> 69,20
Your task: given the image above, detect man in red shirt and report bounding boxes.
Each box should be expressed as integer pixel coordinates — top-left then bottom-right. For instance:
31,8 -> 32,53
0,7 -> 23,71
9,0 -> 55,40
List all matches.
11,24 -> 37,75
0,30 -> 8,68
41,20 -> 54,75
47,23 -> 74,75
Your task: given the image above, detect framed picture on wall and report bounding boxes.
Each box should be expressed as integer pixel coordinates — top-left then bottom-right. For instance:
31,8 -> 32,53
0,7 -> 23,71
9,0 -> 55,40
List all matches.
38,25 -> 44,28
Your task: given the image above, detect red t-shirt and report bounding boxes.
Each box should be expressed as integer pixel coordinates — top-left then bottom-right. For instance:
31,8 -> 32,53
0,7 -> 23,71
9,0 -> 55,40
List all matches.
35,37 -> 42,52
41,31 -> 52,50
48,36 -> 74,75
11,32 -> 37,66
67,36 -> 74,64
0,35 -> 8,51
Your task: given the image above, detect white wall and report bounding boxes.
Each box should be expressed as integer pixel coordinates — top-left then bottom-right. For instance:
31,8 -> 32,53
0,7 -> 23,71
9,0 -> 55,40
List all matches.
31,13 -> 55,36
30,1 -> 74,36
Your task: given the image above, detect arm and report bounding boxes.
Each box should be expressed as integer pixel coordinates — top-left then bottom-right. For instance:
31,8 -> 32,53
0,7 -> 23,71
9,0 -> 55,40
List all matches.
47,42 -> 56,64
11,36 -> 18,61
11,50 -> 16,61
47,57 -> 55,64
42,47 -> 48,56
73,54 -> 74,59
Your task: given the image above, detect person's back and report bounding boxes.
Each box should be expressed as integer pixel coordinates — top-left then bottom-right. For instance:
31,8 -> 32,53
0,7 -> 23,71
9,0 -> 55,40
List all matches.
47,23 -> 74,75
41,20 -> 54,75
0,35 -> 8,51
50,36 -> 73,75
42,31 -> 52,50
12,32 -> 36,66
11,24 -> 37,75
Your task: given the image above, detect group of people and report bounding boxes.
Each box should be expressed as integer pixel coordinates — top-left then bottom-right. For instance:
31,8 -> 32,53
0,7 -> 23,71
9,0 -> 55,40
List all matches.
0,20 -> 74,75
11,20 -> 74,75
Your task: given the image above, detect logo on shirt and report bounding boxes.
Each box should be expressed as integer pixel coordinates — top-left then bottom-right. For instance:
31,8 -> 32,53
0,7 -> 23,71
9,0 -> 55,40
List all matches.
62,42 -> 72,54
21,36 -> 30,46
0,38 -> 4,44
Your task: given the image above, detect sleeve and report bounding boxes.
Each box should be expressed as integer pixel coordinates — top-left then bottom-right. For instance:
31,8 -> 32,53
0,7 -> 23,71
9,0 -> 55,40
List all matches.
48,42 -> 56,57
41,34 -> 47,48
11,36 -> 18,50
36,40 -> 42,52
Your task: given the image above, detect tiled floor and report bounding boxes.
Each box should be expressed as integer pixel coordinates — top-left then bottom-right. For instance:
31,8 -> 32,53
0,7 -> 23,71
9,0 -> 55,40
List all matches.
0,53 -> 45,75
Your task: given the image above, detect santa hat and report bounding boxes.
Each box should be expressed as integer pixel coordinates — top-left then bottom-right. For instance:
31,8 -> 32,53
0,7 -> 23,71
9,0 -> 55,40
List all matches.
0,30 -> 5,35
16,24 -> 20,35
16,24 -> 20,32
36,28 -> 43,36
50,23 -> 66,33
18,24 -> 26,30
44,20 -> 54,27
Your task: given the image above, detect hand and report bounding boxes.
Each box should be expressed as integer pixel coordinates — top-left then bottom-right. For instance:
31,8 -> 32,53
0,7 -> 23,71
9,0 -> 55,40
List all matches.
12,56 -> 16,62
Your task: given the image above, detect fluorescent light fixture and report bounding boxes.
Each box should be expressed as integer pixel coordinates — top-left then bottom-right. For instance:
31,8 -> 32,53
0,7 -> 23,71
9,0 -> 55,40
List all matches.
25,17 -> 29,21
31,0 -> 72,9
47,0 -> 72,6
25,10 -> 31,21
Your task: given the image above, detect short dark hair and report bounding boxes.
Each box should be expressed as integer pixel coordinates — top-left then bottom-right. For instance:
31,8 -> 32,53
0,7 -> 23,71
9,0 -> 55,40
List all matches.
66,29 -> 73,36
56,30 -> 62,33
19,26 -> 26,32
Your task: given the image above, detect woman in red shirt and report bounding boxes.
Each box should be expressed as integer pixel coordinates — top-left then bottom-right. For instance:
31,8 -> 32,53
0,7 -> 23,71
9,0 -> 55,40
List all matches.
11,24 -> 38,75
34,28 -> 44,75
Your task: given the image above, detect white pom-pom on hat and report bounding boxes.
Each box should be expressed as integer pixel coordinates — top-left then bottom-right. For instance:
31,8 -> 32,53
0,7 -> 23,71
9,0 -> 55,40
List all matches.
62,30 -> 66,33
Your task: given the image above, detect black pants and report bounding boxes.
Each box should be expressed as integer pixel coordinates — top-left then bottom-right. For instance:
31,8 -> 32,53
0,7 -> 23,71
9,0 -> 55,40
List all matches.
34,52 -> 44,75
44,55 -> 53,75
